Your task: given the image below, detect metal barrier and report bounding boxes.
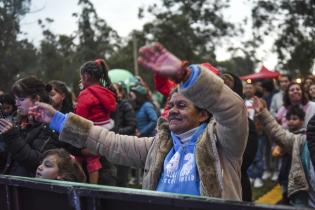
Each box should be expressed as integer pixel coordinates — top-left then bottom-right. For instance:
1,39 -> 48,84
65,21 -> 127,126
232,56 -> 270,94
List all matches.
0,175 -> 310,210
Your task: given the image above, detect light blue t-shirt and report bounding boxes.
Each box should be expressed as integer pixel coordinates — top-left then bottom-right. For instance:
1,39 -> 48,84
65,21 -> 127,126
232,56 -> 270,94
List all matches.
156,123 -> 206,195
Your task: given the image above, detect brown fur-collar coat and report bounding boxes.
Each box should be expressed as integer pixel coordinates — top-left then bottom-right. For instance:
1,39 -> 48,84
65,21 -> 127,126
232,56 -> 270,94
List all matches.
59,66 -> 248,200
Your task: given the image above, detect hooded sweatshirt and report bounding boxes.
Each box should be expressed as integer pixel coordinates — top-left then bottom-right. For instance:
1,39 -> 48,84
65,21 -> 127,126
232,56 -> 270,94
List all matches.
75,84 -> 116,125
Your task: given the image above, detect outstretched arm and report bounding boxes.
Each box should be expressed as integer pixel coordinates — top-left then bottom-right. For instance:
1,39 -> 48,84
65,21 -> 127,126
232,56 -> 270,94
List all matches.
253,96 -> 298,152
29,102 -> 153,168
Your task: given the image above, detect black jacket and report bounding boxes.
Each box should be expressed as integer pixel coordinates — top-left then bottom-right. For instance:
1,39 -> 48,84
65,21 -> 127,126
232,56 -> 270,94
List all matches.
241,118 -> 258,201
112,99 -> 136,135
227,73 -> 258,201
307,113 -> 315,170
2,122 -> 61,177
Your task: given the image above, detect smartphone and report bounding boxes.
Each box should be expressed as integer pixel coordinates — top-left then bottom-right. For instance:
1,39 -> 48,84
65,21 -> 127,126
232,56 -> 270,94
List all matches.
245,99 -> 255,120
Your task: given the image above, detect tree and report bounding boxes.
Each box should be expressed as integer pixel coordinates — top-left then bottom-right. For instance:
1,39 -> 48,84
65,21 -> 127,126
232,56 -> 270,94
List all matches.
107,30 -> 156,89
218,56 -> 255,77
107,30 -> 146,73
108,0 -> 240,90
0,0 -> 37,91
251,0 -> 315,76
37,18 -> 79,88
34,0 -> 122,93
139,0 -> 239,63
75,0 -> 121,62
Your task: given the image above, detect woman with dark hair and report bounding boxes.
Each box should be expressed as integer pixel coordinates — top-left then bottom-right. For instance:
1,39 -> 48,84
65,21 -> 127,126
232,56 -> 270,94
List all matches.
48,80 -> 74,113
277,82 -> 315,129
0,76 -> 61,177
0,94 -> 17,121
48,80 -> 83,160
111,82 -> 136,187
112,82 -> 136,136
308,83 -> 315,102
302,75 -> 314,94
130,83 -> 158,137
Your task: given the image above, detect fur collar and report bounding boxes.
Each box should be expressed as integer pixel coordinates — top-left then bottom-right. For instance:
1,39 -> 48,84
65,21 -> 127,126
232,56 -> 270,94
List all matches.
143,118 -> 222,197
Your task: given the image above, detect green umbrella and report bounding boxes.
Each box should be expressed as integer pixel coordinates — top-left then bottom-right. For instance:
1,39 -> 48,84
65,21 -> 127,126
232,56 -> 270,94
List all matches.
108,69 -> 138,92
108,69 -> 135,84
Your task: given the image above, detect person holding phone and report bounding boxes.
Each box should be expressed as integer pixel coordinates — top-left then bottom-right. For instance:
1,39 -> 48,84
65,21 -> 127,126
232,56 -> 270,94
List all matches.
0,76 -> 61,177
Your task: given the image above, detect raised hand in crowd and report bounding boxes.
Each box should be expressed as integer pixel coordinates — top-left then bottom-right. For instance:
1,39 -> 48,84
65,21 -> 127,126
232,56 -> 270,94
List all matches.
138,42 -> 190,83
252,96 -> 266,114
0,119 -> 13,134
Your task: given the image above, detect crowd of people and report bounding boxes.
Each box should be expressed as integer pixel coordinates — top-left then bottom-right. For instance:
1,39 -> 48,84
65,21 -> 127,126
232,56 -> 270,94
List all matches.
0,43 -> 315,208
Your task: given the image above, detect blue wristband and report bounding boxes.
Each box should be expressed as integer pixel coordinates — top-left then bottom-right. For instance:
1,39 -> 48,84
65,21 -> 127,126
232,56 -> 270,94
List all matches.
181,65 -> 200,89
49,111 -> 67,133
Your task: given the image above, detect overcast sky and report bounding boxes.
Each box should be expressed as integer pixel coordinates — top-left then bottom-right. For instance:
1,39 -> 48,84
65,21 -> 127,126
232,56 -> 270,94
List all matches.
20,0 -> 277,70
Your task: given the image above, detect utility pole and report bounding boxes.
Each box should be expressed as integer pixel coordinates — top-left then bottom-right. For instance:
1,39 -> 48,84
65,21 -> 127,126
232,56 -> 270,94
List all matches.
133,31 -> 139,76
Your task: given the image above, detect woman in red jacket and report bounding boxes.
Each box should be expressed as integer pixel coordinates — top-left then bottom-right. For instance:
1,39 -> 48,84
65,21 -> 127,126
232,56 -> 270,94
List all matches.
75,59 -> 117,184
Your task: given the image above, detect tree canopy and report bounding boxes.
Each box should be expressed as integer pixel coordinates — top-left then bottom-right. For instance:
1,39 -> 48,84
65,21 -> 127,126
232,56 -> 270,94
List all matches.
0,0 -> 314,92
251,0 -> 315,76
0,0 -> 37,91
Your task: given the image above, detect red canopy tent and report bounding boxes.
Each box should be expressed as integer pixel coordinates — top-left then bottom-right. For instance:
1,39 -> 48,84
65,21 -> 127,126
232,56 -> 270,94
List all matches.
240,66 -> 280,81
